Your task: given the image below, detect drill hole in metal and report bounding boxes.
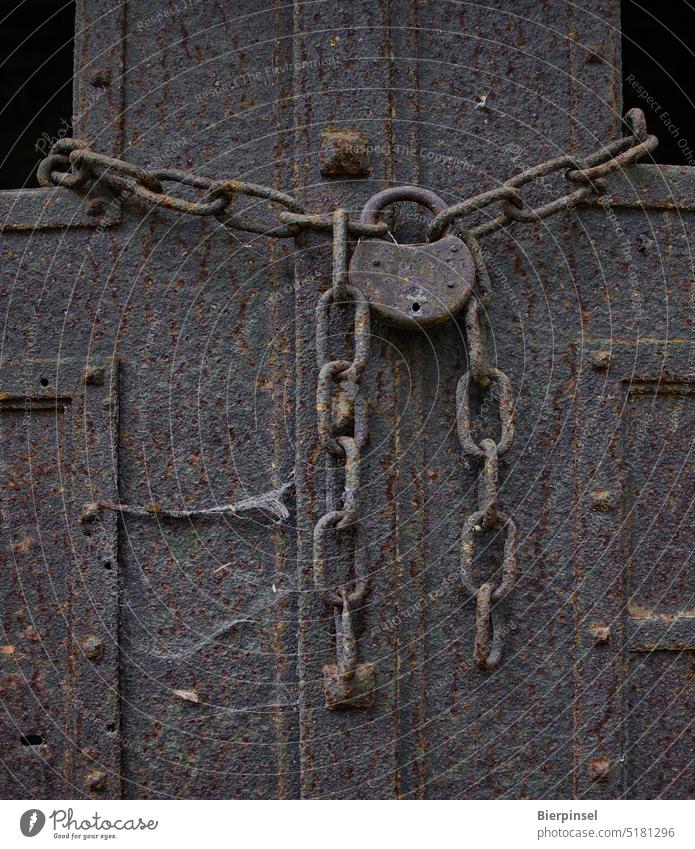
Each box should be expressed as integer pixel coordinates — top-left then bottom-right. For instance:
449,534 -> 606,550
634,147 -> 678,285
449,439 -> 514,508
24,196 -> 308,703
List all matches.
20,733 -> 44,746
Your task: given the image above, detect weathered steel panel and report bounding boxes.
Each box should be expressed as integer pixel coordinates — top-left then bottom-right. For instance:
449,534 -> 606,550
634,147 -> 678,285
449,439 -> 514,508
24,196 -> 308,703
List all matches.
0,0 -> 692,800
411,0 -> 615,798
113,0 -> 299,799
626,382 -> 693,616
0,357 -> 120,798
0,0 -> 299,800
627,653 -> 695,799
574,342 -> 694,798
0,186 -> 120,232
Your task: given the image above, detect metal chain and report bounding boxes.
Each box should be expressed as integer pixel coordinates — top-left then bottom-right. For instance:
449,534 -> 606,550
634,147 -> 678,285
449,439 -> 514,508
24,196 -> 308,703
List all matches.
313,209 -> 371,683
36,137 -> 387,239
37,108 -> 655,244
444,107 -> 654,671
456,244 -> 519,671
427,108 -> 657,241
36,109 -> 657,678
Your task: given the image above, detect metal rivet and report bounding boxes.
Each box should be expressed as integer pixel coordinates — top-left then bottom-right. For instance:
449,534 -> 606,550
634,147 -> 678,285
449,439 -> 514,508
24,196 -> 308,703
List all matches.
79,502 -> 101,524
590,350 -> 611,370
584,45 -> 606,65
87,199 -> 106,217
589,489 -> 616,511
590,624 -> 611,645
85,769 -> 107,791
450,243 -> 459,252
319,128 -> 370,177
589,758 -> 611,781
90,69 -> 111,88
83,365 -> 105,386
81,635 -> 105,661
372,258 -> 381,267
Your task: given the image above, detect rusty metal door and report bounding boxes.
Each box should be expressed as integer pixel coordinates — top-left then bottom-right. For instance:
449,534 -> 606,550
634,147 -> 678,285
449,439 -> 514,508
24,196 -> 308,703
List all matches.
0,0 -> 692,799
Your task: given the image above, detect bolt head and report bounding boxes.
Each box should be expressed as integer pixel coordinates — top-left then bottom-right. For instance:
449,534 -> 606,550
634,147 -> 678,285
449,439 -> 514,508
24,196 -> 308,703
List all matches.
90,69 -> 111,88
319,129 -> 370,177
87,199 -> 106,216
85,769 -> 107,792
83,365 -> 106,386
590,624 -> 611,645
590,350 -> 611,370
589,489 -> 616,511
589,758 -> 611,781
81,635 -> 105,661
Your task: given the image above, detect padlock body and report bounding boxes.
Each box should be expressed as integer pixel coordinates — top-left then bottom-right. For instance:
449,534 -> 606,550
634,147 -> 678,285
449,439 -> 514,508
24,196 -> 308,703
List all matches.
348,235 -> 475,328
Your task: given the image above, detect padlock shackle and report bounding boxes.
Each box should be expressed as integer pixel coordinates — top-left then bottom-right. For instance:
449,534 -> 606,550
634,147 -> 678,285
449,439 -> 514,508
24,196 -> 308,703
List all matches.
359,185 -> 449,228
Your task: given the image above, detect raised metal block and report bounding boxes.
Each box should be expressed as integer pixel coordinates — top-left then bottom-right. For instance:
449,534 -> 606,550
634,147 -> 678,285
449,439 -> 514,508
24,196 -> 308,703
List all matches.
320,129 -> 370,177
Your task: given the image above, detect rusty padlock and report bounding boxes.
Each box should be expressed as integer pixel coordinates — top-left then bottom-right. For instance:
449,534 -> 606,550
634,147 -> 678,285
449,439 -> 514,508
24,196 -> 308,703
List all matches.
349,186 -> 475,329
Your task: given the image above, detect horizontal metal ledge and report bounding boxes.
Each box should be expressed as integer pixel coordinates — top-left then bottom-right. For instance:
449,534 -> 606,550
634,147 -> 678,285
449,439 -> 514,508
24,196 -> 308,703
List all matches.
627,615 -> 695,652
583,164 -> 695,212
0,186 -> 121,232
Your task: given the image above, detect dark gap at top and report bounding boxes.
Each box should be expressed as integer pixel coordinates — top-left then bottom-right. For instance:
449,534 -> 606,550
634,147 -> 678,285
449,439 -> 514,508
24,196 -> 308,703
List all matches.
622,0 -> 695,165
0,0 -> 76,189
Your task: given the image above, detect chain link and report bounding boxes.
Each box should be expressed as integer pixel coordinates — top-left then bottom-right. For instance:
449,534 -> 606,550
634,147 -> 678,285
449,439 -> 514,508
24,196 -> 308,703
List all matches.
312,209 -> 371,683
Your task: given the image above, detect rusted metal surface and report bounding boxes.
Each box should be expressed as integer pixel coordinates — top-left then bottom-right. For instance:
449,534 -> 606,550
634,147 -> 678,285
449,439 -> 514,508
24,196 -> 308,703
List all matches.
584,163 -> 695,211
0,185 -> 120,232
0,0 -> 692,801
2,0 -> 299,800
574,342 -> 694,798
0,358 -> 121,797
114,1 -> 299,799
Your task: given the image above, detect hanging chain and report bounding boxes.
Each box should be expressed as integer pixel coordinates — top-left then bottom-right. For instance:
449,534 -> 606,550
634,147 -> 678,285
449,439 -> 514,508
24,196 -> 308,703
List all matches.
456,246 -> 519,670
442,106 -> 655,671
313,210 -> 372,696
